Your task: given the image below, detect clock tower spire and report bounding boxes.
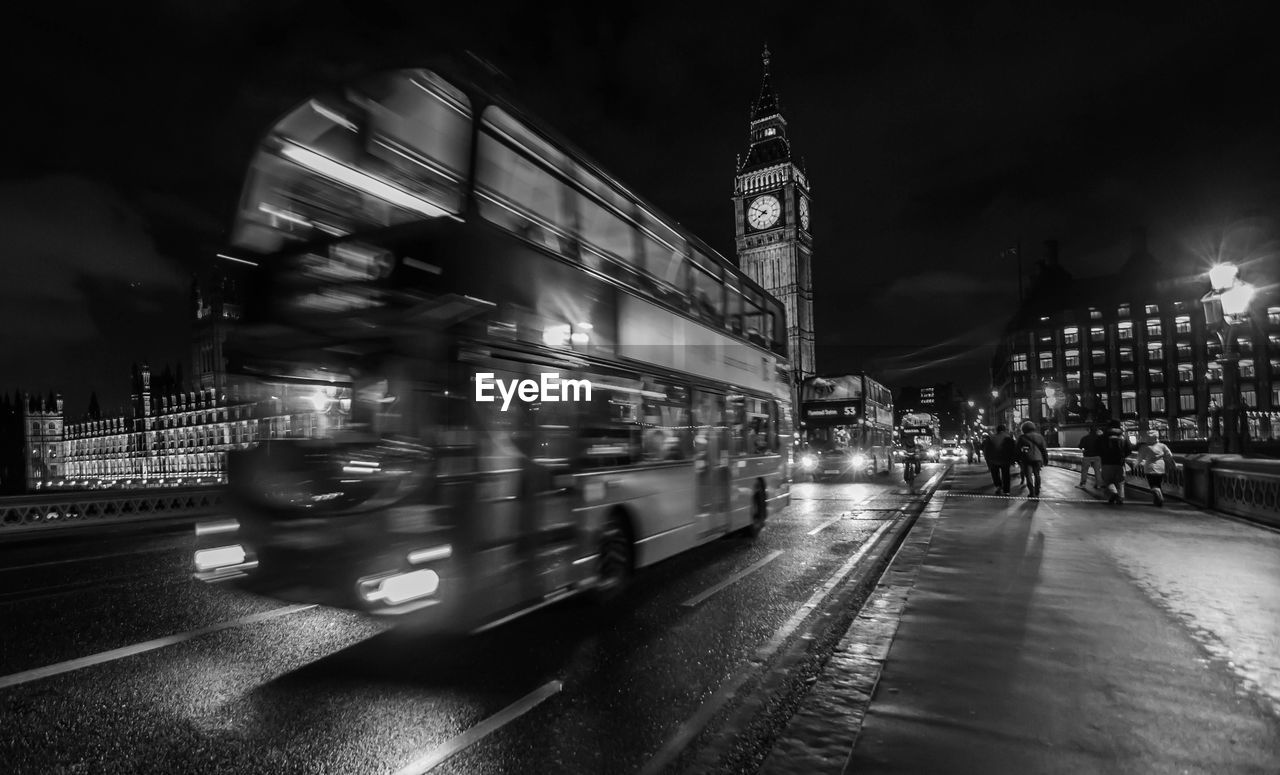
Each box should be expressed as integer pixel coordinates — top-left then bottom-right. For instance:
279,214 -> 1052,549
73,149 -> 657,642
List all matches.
734,45 -> 815,384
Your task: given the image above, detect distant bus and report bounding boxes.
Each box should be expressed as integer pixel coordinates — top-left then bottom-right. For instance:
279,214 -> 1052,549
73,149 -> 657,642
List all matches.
796,374 -> 895,481
192,60 -> 792,634
899,412 -> 940,458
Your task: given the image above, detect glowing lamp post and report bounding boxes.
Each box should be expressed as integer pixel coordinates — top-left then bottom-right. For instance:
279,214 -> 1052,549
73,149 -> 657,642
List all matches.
1201,263 -> 1255,454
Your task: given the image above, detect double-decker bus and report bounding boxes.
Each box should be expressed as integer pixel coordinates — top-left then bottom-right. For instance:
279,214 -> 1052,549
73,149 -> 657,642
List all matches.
795,374 -> 895,481
898,412 -> 940,461
192,60 -> 791,633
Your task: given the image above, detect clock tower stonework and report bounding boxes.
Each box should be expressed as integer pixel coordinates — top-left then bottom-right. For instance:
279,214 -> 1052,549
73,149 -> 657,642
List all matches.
734,46 -> 816,384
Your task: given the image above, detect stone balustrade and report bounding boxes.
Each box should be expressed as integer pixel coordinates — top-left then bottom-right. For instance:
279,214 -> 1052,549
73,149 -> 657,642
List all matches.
0,487 -> 227,538
1047,448 -> 1280,528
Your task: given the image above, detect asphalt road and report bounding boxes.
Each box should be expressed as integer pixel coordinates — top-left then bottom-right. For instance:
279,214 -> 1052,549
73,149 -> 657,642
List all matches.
0,469 -> 939,775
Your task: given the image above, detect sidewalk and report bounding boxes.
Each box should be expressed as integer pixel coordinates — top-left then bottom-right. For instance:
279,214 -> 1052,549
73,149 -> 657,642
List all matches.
764,464 -> 1280,775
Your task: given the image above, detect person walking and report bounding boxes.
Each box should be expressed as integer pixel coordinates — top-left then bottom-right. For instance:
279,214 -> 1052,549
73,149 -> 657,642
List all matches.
983,424 -> 1016,495
1016,421 -> 1049,498
1136,430 -> 1177,506
1098,419 -> 1133,505
1078,426 -> 1102,488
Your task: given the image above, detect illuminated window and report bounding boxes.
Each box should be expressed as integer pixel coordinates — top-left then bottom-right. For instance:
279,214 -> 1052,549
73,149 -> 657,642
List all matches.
1092,350 -> 1107,365
1178,363 -> 1194,382
1177,344 -> 1193,360
1145,304 -> 1159,314
1119,347 -> 1134,363
1242,389 -> 1257,408
1147,342 -> 1163,360
1269,306 -> 1280,326
1039,353 -> 1054,369
1118,321 -> 1133,340
1090,326 -> 1105,342
1120,370 -> 1135,386
1209,389 -> 1223,406
1239,338 -> 1253,353
1206,362 -> 1223,381
1062,327 -> 1079,344
1092,371 -> 1107,387
1117,304 -> 1130,317
1066,372 -> 1081,389
1179,391 -> 1196,411
1090,308 -> 1102,320
1014,398 -> 1030,419
1241,359 -> 1255,378
1175,315 -> 1191,334
1146,319 -> 1163,337
1012,354 -> 1028,372
1121,392 -> 1137,413
1150,393 -> 1166,412
1064,350 -> 1080,367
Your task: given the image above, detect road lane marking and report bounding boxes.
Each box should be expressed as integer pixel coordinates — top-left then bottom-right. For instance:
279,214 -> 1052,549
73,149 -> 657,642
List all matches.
0,604 -> 315,690
756,520 -> 893,661
806,516 -> 844,535
681,550 -> 783,608
392,680 -> 563,775
643,517 -> 899,775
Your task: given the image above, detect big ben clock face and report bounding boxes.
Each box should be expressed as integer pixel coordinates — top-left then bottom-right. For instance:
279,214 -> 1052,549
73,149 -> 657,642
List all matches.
799,196 -> 810,230
747,194 -> 781,230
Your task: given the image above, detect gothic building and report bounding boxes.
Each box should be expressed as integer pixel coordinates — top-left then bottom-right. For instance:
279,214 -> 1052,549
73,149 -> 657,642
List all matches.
734,45 -> 816,384
2,269 -> 321,492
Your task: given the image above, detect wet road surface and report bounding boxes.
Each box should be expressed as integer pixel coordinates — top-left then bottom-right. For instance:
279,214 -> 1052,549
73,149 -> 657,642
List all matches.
0,471 -> 939,774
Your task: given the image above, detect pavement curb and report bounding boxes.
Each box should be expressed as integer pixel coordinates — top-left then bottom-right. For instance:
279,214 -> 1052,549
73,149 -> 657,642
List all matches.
758,468 -> 951,775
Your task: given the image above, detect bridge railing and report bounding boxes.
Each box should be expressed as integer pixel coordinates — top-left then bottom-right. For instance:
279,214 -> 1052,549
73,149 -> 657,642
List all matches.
0,487 -> 227,539
1046,448 -> 1280,528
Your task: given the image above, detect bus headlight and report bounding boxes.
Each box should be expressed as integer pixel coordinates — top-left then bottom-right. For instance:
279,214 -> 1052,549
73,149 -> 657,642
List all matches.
359,569 -> 440,605
195,544 -> 246,571
799,454 -> 818,471
851,454 -> 868,467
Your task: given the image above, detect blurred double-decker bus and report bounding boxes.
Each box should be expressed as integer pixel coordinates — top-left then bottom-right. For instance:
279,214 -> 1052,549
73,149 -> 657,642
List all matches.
795,374 -> 895,481
193,60 -> 792,633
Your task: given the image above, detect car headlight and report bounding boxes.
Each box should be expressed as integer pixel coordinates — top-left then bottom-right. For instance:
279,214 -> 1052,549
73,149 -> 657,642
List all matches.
851,454 -> 867,467
800,455 -> 818,471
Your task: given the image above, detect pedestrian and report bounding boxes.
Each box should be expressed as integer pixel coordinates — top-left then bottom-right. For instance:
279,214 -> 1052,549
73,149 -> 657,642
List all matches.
1098,419 -> 1133,505
1136,430 -> 1177,507
983,424 -> 1016,495
1016,420 -> 1048,498
965,437 -> 975,464
1078,425 -> 1102,488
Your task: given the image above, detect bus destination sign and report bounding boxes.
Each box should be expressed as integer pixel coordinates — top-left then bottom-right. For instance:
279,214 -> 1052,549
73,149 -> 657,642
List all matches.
801,400 -> 860,426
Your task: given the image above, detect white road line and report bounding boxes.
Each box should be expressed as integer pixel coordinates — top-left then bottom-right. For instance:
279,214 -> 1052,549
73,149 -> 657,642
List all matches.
806,516 -> 844,536
392,680 -> 563,775
756,520 -> 893,661
681,550 -> 784,608
0,604 -> 315,690
644,518 -> 898,775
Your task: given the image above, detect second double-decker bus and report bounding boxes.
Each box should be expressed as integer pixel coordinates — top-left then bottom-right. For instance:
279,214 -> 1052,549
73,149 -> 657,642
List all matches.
795,374 -> 895,481
193,59 -> 791,634
898,412 -> 940,461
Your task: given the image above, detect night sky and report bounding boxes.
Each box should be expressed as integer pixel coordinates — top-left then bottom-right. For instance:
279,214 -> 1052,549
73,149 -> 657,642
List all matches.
6,2 -> 1279,416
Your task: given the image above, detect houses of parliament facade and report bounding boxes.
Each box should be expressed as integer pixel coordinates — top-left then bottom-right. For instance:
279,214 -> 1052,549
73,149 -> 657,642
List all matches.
0,275 -> 312,493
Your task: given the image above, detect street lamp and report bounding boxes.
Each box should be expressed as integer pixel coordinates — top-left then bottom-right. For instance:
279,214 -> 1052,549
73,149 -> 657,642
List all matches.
1201,262 -> 1256,454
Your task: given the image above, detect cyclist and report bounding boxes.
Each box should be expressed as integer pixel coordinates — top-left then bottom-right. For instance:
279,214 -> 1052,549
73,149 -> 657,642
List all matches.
901,438 -> 925,481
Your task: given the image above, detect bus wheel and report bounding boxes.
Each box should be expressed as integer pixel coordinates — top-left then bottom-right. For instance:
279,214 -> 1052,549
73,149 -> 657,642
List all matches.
592,515 -> 632,604
743,484 -> 767,538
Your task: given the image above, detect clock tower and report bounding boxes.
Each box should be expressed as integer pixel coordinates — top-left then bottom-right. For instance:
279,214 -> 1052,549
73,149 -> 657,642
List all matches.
734,45 -> 815,384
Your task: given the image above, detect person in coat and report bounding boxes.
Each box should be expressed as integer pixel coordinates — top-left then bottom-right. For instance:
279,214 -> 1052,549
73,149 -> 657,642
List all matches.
1016,421 -> 1049,498
982,425 -> 1017,495
1098,419 -> 1134,505
1078,426 -> 1102,488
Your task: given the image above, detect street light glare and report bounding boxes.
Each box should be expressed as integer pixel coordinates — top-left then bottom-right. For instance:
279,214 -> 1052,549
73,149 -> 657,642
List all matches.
1220,282 -> 1255,316
1208,263 -> 1238,292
